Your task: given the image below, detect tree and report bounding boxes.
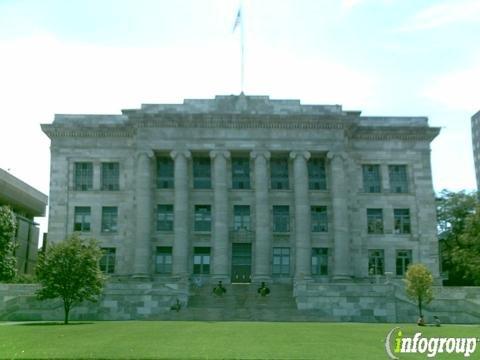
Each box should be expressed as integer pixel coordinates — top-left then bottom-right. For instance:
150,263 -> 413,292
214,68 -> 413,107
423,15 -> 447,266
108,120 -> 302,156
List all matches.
436,190 -> 480,285
36,234 -> 105,324
0,206 -> 17,282
404,264 -> 434,317
451,207 -> 480,285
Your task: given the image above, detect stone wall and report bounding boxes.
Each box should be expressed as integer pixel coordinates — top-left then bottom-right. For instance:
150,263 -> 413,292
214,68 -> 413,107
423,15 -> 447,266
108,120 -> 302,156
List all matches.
0,280 -> 188,321
294,282 -> 480,324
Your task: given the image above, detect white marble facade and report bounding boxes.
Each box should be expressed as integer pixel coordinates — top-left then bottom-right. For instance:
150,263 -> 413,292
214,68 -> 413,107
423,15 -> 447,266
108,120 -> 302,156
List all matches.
42,94 -> 440,284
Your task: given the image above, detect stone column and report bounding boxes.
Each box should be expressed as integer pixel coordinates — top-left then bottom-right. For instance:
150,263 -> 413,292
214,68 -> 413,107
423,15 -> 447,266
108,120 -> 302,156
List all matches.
290,151 -> 311,280
328,152 -> 351,280
133,151 -> 154,278
210,150 -> 230,281
170,150 -> 191,279
251,150 -> 271,282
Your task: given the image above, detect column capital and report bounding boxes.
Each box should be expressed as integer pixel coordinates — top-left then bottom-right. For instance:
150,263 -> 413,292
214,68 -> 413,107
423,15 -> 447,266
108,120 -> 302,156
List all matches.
170,149 -> 191,160
135,149 -> 154,159
327,151 -> 348,161
250,150 -> 271,160
209,150 -> 230,159
289,151 -> 311,161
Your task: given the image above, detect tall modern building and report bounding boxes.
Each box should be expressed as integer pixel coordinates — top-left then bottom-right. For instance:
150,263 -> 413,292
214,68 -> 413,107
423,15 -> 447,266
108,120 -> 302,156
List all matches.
41,94 -> 440,286
0,168 -> 48,274
471,110 -> 480,190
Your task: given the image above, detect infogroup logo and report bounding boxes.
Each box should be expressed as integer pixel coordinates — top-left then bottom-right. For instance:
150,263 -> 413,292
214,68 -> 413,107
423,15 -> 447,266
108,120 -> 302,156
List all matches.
385,327 -> 479,359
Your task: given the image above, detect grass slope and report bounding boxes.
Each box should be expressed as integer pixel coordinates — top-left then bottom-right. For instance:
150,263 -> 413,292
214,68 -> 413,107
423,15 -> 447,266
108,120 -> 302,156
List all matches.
0,321 -> 479,359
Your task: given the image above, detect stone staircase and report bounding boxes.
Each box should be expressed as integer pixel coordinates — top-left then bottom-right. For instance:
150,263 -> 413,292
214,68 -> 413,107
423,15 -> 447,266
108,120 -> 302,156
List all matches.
156,283 -> 310,321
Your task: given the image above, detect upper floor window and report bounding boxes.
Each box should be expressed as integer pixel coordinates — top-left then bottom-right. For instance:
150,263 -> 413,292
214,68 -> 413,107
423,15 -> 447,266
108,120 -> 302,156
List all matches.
74,206 -> 91,232
194,205 -> 211,232
232,157 -> 250,189
157,157 -> 174,189
193,247 -> 211,274
312,248 -> 328,275
193,157 -> 211,189
157,205 -> 174,231
368,249 -> 384,276
396,250 -> 412,276
308,158 -> 327,190
100,248 -> 116,274
271,158 -> 289,190
101,162 -> 119,191
101,206 -> 118,233
155,247 -> 172,274
389,165 -> 408,193
273,205 -> 290,233
367,208 -> 383,234
394,209 -> 411,234
74,162 -> 93,191
233,205 -> 251,231
362,164 -> 381,193
311,206 -> 328,232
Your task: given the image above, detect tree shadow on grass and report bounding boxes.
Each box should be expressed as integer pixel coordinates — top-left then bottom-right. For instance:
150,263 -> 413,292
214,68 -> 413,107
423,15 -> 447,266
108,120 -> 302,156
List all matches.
17,321 -> 94,326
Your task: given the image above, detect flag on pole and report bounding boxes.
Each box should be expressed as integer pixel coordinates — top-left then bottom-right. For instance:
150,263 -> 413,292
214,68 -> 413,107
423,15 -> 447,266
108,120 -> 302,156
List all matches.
232,8 -> 241,32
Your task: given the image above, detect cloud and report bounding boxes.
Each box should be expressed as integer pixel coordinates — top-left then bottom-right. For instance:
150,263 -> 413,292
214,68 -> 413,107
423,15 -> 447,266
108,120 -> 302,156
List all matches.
422,60 -> 480,112
398,0 -> 480,32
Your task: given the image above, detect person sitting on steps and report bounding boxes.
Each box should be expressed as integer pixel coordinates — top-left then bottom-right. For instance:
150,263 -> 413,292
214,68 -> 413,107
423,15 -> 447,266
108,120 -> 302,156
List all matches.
213,280 -> 227,296
257,282 -> 270,297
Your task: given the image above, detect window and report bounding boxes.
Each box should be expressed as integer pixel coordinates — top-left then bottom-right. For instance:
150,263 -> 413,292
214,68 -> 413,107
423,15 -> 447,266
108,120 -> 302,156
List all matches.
233,205 -> 251,230
367,208 -> 383,234
74,206 -> 91,232
311,206 -> 328,232
368,249 -> 384,276
101,162 -> 119,191
271,158 -> 289,190
272,247 -> 290,275
155,247 -> 172,274
100,248 -> 116,274
74,162 -> 93,191
157,205 -> 174,231
101,207 -> 118,233
308,158 -> 327,190
232,157 -> 250,189
396,250 -> 412,276
362,165 -> 381,193
312,248 -> 328,275
394,209 -> 411,234
157,157 -> 174,189
389,165 -> 408,193
193,157 -> 211,189
273,205 -> 290,233
194,205 -> 211,232
193,247 -> 210,274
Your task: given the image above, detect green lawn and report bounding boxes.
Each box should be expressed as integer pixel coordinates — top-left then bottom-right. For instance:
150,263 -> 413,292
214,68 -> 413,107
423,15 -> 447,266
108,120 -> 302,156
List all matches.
0,321 -> 479,359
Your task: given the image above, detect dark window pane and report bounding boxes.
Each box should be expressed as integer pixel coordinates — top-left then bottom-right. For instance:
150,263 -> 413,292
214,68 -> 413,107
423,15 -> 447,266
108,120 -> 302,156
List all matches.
101,162 -> 119,191
271,158 -> 289,190
308,158 -> 326,190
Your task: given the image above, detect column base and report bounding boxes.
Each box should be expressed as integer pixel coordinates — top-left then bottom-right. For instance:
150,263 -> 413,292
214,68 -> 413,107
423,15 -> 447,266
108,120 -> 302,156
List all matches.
251,275 -> 272,284
332,275 -> 352,282
212,275 -> 230,284
131,273 -> 151,281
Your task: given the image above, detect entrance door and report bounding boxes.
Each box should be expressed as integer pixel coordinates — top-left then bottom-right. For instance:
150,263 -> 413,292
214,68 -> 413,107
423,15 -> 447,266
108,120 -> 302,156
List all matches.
231,243 -> 251,283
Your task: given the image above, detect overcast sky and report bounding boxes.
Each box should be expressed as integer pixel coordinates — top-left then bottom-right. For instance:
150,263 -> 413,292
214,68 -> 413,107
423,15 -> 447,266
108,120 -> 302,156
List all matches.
0,0 -> 479,235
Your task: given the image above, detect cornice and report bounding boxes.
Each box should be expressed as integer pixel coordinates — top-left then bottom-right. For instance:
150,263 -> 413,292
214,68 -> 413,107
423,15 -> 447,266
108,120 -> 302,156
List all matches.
351,126 -> 440,142
41,124 -> 135,139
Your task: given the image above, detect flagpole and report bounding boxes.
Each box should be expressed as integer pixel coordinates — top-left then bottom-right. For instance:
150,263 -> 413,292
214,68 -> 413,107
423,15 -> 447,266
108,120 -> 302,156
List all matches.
240,1 -> 244,94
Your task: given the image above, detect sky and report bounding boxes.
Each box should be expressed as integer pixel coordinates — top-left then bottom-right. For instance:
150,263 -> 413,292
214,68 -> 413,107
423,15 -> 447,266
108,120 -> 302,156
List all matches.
0,0 -> 479,237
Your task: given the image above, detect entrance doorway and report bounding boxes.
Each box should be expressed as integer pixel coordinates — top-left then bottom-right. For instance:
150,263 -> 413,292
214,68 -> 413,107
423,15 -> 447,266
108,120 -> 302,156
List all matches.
231,243 -> 251,283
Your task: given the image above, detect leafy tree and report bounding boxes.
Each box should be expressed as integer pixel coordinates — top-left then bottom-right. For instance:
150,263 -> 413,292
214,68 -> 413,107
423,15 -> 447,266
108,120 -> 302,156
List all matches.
404,264 -> 434,317
36,234 -> 105,324
0,206 -> 17,282
451,207 -> 480,285
437,190 -> 480,285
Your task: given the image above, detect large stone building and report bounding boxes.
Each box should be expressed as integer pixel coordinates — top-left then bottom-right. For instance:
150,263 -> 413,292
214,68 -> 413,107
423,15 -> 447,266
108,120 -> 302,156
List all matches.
0,168 -> 48,274
41,94 -> 440,287
471,110 -> 480,190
